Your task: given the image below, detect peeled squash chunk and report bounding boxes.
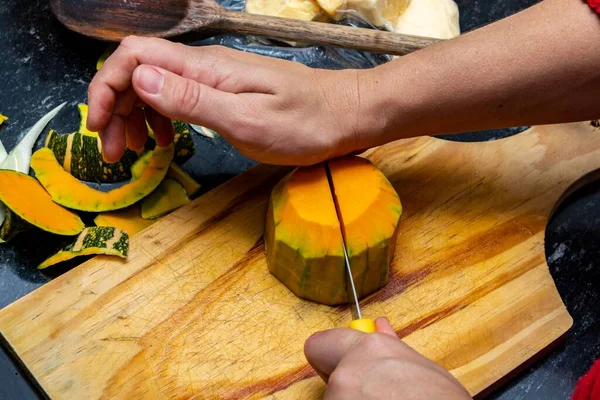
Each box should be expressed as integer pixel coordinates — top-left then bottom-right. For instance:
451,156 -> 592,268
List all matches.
141,178 -> 190,220
31,144 -> 174,212
265,156 -> 401,306
0,170 -> 85,237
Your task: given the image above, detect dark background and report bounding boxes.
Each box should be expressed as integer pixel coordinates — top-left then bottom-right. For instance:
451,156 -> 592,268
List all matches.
1,0 -> 599,398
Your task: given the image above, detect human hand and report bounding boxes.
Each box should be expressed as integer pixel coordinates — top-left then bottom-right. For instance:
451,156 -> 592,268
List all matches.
87,36 -> 369,165
304,317 -> 471,400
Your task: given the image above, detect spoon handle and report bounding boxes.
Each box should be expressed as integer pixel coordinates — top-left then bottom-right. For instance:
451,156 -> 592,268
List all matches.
214,10 -> 441,56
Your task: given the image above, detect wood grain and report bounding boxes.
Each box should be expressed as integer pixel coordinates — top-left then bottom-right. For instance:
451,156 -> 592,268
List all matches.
2,122 -> 599,399
50,0 -> 440,55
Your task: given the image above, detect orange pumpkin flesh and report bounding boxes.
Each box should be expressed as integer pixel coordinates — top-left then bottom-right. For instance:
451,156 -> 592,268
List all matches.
265,156 -> 402,306
0,170 -> 84,236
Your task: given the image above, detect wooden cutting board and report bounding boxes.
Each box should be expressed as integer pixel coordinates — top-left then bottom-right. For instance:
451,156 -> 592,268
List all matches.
1,122 -> 598,399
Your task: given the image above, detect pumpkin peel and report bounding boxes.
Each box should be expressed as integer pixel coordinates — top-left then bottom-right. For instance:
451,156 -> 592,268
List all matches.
0,170 -> 85,237
39,227 -> 129,269
31,143 -> 174,212
94,205 -> 155,236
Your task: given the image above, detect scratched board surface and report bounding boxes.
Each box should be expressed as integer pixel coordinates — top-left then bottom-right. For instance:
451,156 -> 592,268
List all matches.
1,122 -> 598,399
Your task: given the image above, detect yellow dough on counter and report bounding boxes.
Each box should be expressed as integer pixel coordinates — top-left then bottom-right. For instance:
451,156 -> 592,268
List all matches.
394,0 -> 460,39
245,0 -> 324,21
319,0 -> 410,31
245,0 -> 460,43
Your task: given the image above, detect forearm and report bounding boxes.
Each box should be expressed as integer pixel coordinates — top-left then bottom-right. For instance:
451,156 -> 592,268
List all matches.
356,0 -> 600,147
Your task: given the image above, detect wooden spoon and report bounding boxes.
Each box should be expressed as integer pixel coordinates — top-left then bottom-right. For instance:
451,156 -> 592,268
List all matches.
50,0 -> 441,56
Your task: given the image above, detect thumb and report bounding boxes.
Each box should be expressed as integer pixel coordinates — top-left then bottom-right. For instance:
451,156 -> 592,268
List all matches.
304,328 -> 364,380
132,65 -> 238,133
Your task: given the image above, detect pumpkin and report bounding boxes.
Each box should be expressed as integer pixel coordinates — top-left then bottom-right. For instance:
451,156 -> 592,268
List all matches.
145,120 -> 195,164
39,227 -> 129,269
265,156 -> 402,306
77,104 -> 195,165
166,163 -> 201,197
133,151 -> 201,197
45,130 -> 138,183
0,209 -> 31,243
0,170 -> 85,238
141,178 -> 190,219
30,144 -> 174,212
94,205 -> 155,236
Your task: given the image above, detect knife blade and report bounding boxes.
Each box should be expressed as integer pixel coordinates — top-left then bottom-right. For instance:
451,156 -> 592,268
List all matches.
324,162 -> 375,333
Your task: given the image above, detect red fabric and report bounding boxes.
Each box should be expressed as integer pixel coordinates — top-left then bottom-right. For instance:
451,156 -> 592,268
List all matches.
587,0 -> 600,13
572,359 -> 600,400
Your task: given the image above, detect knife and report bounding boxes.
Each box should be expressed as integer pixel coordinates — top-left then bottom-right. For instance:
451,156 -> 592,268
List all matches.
324,162 -> 376,334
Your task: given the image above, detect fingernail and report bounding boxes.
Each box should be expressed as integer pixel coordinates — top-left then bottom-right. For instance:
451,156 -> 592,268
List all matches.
136,66 -> 164,95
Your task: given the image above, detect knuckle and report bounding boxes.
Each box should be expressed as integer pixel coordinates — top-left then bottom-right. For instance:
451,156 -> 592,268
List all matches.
359,333 -> 388,354
175,79 -> 201,116
327,368 -> 355,394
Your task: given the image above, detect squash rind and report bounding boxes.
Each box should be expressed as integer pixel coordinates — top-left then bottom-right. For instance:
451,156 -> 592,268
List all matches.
0,170 -> 85,236
31,144 -> 174,212
39,227 -> 129,269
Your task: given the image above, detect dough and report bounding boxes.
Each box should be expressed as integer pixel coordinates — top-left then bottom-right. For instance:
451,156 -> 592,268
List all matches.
245,0 -> 324,21
393,0 -> 460,40
320,0 -> 410,31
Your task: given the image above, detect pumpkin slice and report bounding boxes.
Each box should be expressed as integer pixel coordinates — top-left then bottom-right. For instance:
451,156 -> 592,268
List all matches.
78,103 -> 194,164
31,143 -> 174,212
166,163 -> 201,197
146,120 -> 195,164
0,170 -> 85,236
77,103 -> 99,136
265,156 -> 402,306
45,130 -> 138,183
0,209 -> 31,243
39,227 -> 129,269
133,151 -> 200,197
94,205 -> 155,236
141,178 -> 190,219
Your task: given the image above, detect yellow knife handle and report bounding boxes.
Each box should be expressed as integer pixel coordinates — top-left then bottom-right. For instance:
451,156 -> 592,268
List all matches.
349,318 -> 376,333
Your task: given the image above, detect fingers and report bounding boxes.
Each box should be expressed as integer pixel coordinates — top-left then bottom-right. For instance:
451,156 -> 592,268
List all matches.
132,65 -> 240,132
125,108 -> 148,151
87,36 -> 189,133
375,317 -> 398,337
304,328 -> 365,380
145,107 -> 174,147
99,115 -> 126,163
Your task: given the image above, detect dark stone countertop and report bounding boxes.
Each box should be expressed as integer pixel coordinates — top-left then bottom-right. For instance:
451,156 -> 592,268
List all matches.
0,0 -> 598,399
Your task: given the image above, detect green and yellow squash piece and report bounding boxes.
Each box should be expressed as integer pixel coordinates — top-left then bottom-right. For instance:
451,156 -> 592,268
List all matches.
39,227 -> 129,269
45,130 -> 138,183
0,209 -> 31,243
31,143 -> 174,212
265,156 -> 402,306
146,120 -> 195,164
166,163 -> 201,197
0,170 -> 85,238
0,113 -> 7,126
94,205 -> 155,236
133,151 -> 201,197
141,178 -> 190,219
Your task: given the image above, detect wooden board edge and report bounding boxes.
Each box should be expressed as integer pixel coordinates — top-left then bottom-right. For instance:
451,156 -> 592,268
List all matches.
0,332 -> 50,400
474,320 -> 573,399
